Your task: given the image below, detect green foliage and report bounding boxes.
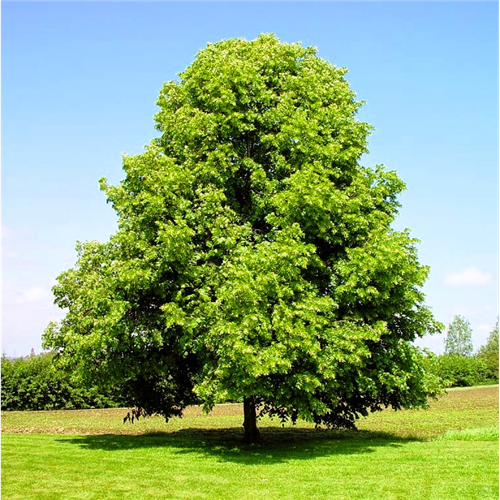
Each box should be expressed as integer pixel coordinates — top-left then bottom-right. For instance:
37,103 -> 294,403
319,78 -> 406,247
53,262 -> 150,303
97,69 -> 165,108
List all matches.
0,353 -> 124,411
477,319 -> 499,382
481,356 -> 499,383
43,34 -> 443,436
444,315 -> 473,357
434,354 -> 489,388
479,318 -> 499,356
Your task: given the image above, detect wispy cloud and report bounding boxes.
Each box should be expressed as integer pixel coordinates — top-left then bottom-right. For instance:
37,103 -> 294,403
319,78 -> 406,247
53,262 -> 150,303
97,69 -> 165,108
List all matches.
444,266 -> 493,286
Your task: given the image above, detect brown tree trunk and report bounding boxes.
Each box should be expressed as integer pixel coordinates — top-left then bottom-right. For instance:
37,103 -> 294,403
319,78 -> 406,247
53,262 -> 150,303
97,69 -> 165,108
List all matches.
243,396 -> 262,444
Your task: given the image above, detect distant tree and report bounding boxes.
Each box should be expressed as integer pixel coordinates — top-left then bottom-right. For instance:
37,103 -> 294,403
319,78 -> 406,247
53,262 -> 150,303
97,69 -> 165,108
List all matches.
44,34 -> 443,443
444,315 -> 473,357
477,318 -> 499,381
478,318 -> 499,357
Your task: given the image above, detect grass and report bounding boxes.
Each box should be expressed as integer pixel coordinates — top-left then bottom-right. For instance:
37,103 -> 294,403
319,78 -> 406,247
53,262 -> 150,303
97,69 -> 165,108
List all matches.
438,427 -> 499,441
1,386 -> 498,500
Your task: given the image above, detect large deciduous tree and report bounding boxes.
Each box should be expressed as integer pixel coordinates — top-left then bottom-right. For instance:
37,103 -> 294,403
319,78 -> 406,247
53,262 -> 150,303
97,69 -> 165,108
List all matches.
44,34 -> 443,443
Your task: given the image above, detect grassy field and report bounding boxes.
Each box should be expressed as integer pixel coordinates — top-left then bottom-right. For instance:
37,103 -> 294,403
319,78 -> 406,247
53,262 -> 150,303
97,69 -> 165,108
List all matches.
1,386 -> 498,499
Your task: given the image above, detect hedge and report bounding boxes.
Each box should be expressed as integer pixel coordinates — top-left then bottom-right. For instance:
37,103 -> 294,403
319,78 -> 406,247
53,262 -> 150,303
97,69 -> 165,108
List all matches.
1,353 -> 125,411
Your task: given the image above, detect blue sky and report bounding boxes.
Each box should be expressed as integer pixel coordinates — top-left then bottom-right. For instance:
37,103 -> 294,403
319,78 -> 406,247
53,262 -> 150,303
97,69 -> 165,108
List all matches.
2,1 -> 498,357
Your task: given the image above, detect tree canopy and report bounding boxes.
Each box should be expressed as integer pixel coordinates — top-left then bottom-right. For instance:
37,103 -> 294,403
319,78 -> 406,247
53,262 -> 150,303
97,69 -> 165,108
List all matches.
444,315 -> 474,357
44,34 -> 443,443
477,319 -> 499,381
478,319 -> 499,357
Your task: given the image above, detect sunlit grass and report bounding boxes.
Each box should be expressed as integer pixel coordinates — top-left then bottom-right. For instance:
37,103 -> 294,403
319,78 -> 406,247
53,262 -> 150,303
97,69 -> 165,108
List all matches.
438,426 -> 499,442
1,386 -> 498,500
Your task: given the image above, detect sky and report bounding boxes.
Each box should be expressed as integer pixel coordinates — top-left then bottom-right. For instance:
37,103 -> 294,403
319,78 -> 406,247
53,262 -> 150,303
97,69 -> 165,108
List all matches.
2,1 -> 498,357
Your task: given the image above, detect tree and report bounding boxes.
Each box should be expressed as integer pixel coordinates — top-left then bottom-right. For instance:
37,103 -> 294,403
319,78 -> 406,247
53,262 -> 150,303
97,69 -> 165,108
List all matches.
44,34 -> 443,443
478,318 -> 499,357
444,315 -> 474,357
477,318 -> 499,381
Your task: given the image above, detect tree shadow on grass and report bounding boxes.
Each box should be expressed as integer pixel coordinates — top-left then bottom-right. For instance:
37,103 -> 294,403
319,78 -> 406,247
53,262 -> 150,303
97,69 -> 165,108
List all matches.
58,427 -> 422,465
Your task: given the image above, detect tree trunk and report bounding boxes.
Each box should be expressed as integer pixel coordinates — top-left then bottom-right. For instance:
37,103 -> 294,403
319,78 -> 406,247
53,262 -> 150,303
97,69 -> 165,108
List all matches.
243,396 -> 262,444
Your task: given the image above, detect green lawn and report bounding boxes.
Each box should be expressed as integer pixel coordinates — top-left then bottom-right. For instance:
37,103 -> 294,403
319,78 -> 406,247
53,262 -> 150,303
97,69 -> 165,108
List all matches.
2,386 -> 498,500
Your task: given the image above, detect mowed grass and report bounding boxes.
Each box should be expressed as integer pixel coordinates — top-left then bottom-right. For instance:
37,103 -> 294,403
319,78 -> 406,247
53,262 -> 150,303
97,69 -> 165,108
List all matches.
1,386 -> 498,500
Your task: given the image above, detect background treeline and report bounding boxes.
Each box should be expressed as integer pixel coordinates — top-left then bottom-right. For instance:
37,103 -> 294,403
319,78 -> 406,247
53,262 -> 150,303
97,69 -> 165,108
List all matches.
425,353 -> 497,388
1,352 -> 126,411
426,316 -> 498,388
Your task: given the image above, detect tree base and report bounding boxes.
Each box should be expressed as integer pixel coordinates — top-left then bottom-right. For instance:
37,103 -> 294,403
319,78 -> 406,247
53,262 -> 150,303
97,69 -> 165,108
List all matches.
242,428 -> 263,444
243,396 -> 263,444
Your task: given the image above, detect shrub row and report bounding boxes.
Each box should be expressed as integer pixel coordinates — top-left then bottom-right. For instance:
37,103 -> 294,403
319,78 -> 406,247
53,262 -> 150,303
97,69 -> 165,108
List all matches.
425,353 -> 498,388
1,353 -> 126,411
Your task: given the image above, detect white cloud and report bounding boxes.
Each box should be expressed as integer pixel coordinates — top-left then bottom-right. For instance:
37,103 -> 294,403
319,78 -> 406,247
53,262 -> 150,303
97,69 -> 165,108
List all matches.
444,266 -> 493,286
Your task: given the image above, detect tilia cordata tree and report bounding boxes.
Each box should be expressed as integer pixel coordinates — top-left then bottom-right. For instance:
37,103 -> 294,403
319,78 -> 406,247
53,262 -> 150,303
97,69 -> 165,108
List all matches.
44,34 -> 443,443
